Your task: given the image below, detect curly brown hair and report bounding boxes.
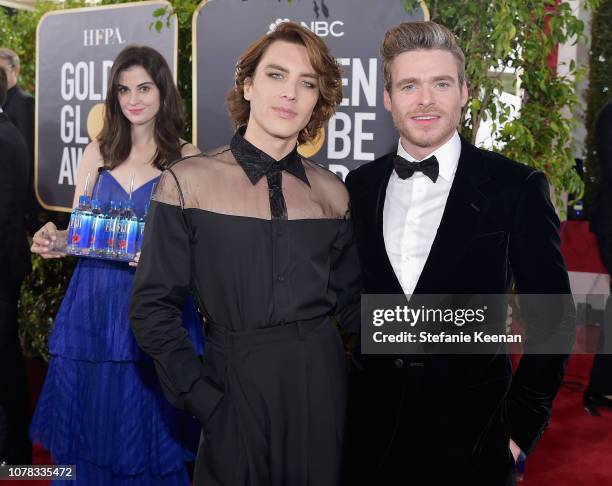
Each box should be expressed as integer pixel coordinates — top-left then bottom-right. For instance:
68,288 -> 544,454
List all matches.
227,22 -> 342,145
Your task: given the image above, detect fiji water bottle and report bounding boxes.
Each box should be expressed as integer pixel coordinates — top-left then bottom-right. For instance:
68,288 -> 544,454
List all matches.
66,205 -> 82,252
116,201 -> 139,260
136,203 -> 148,254
89,200 -> 109,255
70,195 -> 93,255
105,201 -> 122,256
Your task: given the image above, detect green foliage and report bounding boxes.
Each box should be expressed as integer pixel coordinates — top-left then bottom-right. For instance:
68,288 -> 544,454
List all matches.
0,1 -> 87,92
425,0 -> 598,212
147,0 -> 201,141
584,0 -> 612,215
18,256 -> 76,361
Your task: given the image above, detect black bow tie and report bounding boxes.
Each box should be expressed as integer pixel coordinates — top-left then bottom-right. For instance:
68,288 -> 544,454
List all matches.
393,154 -> 439,183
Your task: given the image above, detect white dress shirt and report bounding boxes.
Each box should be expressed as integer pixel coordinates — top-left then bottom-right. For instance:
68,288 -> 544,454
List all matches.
383,131 -> 461,295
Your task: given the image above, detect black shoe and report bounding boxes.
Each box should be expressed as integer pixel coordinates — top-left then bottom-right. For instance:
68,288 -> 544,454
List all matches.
584,391 -> 612,416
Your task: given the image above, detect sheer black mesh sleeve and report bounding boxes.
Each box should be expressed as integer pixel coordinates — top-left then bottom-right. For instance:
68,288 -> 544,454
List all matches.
129,168 -> 223,425
329,209 -> 362,335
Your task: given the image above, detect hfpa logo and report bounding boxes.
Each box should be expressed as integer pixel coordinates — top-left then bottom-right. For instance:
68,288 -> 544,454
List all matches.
267,18 -> 345,37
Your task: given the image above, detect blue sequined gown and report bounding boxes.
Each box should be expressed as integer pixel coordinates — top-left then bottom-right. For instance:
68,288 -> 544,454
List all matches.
30,172 -> 204,485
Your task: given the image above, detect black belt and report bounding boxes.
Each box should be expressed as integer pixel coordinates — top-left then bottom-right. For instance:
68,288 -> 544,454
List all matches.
205,315 -> 327,349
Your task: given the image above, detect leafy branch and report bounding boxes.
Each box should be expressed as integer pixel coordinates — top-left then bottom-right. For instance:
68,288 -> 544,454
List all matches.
419,0 -> 598,212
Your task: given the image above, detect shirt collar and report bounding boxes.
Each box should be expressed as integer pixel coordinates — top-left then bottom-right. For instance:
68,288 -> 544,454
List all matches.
396,130 -> 461,183
230,128 -> 310,187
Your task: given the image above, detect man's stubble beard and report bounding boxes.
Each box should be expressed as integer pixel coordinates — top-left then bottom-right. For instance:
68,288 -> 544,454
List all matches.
396,109 -> 461,150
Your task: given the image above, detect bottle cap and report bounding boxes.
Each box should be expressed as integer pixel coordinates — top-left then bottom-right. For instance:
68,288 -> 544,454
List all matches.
79,195 -> 91,206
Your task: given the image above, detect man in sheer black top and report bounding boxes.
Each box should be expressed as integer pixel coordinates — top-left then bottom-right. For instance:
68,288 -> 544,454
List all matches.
130,22 -> 361,486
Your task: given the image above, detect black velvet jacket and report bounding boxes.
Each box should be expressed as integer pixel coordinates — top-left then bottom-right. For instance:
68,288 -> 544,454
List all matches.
343,135 -> 575,484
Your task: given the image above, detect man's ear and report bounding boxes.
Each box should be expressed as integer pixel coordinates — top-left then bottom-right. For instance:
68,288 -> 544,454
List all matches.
460,80 -> 468,107
383,88 -> 392,113
243,76 -> 252,101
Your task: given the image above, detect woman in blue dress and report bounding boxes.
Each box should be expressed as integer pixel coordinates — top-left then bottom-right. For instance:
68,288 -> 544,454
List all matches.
29,45 -> 203,485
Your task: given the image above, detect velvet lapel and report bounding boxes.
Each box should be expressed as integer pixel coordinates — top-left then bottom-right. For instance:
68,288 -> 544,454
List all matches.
373,154 -> 404,294
413,136 -> 491,294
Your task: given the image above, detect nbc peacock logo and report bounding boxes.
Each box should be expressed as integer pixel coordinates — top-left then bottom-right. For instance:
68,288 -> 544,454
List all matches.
268,18 -> 290,34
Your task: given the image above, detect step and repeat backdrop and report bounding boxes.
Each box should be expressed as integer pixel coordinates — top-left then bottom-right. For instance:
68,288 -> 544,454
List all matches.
35,0 -> 426,211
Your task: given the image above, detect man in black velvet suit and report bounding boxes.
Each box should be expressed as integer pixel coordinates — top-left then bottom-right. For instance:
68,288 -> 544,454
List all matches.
0,68 -> 31,464
342,22 -> 574,486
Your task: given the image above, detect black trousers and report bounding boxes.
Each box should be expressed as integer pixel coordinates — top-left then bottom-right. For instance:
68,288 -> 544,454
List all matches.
588,234 -> 612,395
342,363 -> 516,486
0,276 -> 31,464
588,299 -> 612,394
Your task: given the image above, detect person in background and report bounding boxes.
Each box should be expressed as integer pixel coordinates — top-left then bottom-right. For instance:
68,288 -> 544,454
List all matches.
585,98 -> 612,415
0,48 -> 39,234
0,65 -> 31,466
29,45 -> 203,485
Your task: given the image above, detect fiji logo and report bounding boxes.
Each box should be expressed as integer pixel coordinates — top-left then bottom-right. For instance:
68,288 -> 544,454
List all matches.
268,18 -> 290,34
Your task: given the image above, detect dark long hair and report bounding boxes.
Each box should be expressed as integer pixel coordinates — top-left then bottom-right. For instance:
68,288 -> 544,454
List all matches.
98,45 -> 183,170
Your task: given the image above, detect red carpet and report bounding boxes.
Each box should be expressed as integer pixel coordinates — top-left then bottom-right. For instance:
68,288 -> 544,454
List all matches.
523,354 -> 612,485
27,359 -> 52,483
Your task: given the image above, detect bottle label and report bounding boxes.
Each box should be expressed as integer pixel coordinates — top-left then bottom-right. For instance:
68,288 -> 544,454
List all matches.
90,216 -> 108,251
71,214 -> 92,250
106,218 -> 119,253
117,219 -> 138,257
77,215 -> 93,250
67,214 -> 77,248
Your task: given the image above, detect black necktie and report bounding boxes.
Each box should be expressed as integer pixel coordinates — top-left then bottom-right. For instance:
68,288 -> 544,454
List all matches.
264,160 -> 288,220
393,154 -> 439,183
